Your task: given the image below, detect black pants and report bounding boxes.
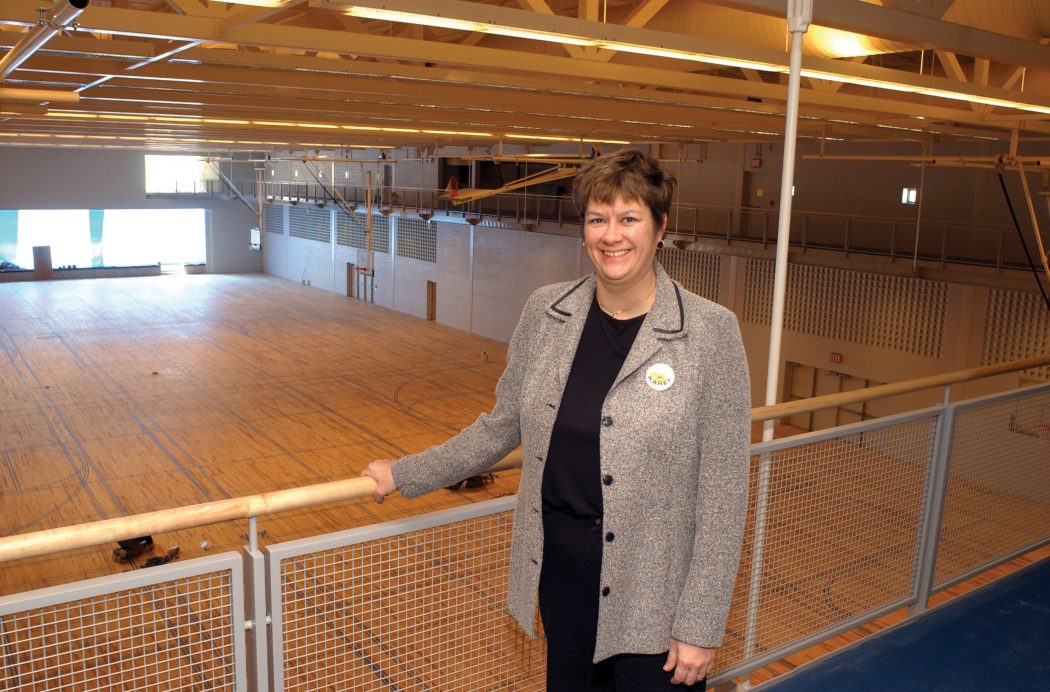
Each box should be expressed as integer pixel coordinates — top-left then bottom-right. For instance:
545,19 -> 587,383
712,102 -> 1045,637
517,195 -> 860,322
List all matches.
538,509 -> 706,691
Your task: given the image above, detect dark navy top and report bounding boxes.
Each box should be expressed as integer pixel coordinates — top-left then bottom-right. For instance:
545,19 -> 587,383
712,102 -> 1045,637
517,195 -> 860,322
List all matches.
541,296 -> 645,518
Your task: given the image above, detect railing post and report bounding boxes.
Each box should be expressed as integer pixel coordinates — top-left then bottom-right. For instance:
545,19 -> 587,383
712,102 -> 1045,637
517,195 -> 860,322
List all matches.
741,448 -> 773,685
910,386 -> 957,615
243,541 -> 271,692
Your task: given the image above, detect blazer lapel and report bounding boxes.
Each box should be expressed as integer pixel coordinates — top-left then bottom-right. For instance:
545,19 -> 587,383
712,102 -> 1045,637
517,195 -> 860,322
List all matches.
543,275 -> 594,384
614,264 -> 689,388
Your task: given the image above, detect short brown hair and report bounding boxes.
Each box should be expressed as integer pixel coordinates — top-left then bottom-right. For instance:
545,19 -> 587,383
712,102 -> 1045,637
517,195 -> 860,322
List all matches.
571,149 -> 676,224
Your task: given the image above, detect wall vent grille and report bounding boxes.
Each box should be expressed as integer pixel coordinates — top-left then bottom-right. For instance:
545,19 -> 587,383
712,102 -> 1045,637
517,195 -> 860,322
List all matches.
659,248 -> 721,303
744,259 -> 948,358
397,217 -> 436,263
288,205 -> 331,244
337,212 -> 390,254
264,203 -> 284,235
983,289 -> 1050,381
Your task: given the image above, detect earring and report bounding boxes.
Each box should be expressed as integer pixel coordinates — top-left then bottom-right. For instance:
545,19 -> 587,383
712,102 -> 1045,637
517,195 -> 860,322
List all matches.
657,240 -> 665,249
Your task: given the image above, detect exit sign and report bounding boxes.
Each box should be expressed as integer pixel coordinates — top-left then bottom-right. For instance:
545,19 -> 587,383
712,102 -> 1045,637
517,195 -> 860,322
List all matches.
830,352 -> 843,363
750,157 -> 762,168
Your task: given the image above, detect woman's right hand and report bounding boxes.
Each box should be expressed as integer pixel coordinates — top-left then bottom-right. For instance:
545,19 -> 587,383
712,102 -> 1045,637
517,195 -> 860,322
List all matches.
360,459 -> 398,503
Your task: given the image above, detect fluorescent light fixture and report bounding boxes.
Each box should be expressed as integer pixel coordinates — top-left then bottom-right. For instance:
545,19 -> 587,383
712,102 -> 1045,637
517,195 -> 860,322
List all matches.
800,69 -> 1050,115
341,124 -> 420,133
204,0 -> 292,7
345,6 -> 592,46
597,41 -> 783,73
505,133 -> 630,144
422,129 -> 493,137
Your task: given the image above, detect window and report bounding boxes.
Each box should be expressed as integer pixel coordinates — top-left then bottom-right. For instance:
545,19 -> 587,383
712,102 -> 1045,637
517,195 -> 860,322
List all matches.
145,155 -> 215,194
3,208 -> 206,269
901,187 -> 917,205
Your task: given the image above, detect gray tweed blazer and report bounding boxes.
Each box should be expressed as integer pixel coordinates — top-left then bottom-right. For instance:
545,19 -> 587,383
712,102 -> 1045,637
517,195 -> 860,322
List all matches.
392,263 -> 751,662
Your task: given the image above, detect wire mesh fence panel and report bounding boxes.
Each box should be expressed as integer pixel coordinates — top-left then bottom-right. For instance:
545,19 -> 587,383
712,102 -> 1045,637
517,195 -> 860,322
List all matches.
0,556 -> 244,691
717,415 -> 936,674
934,386 -> 1050,589
274,506 -> 545,691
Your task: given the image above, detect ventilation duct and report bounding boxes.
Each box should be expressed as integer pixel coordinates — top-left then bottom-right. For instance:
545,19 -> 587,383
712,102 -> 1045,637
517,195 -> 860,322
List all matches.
0,0 -> 90,80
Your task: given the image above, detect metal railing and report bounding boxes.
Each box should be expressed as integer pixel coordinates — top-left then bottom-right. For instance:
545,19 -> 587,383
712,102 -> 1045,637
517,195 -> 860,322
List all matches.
1,355 -> 1048,690
147,179 -> 256,198
256,179 -> 1035,271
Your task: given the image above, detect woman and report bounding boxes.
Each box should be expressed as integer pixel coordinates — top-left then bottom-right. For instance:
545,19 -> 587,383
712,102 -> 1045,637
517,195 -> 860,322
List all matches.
362,150 -> 751,690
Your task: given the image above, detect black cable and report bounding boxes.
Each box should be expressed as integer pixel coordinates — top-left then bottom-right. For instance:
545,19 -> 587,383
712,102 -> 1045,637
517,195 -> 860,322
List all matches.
997,170 -> 1050,312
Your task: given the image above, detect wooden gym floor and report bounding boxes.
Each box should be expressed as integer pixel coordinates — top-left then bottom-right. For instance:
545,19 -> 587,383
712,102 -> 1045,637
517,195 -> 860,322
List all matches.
0,273 -> 521,597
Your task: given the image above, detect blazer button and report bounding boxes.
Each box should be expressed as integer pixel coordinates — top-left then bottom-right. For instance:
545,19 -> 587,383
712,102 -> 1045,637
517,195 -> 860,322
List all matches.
602,474 -> 614,486
605,532 -> 615,542
601,416 -> 613,427
601,586 -> 611,597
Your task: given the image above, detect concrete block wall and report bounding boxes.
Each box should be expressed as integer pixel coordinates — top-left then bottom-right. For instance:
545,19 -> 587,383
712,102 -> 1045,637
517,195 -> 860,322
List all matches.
471,225 -> 583,342
287,232 -> 336,292
391,221 -> 472,330
261,208 -> 585,342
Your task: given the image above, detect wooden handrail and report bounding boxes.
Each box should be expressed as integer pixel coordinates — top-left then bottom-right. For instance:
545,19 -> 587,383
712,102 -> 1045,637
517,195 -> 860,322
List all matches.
0,451 -> 522,564
0,354 -> 1046,565
752,354 -> 1050,422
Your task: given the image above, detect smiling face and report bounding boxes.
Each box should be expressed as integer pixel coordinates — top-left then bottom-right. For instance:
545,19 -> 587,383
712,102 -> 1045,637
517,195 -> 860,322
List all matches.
583,196 -> 666,294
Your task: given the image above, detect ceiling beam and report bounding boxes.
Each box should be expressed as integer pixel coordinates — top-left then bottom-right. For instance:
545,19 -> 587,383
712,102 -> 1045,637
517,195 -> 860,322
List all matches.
704,0 -> 1050,71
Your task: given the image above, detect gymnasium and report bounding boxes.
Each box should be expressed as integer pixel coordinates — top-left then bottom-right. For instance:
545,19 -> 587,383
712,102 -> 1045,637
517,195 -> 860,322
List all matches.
1,1 -> 1049,689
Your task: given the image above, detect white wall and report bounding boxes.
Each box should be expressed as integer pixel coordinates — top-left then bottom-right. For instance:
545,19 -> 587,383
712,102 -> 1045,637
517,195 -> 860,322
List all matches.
0,147 -> 262,274
472,225 -> 583,341
261,208 -> 584,341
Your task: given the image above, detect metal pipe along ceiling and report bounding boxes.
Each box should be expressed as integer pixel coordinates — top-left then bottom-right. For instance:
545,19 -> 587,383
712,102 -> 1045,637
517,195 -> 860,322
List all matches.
0,0 -> 90,81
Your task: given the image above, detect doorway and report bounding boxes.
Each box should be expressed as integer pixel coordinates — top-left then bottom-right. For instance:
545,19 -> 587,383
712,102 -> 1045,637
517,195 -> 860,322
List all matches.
426,280 -> 436,321
783,362 -> 883,432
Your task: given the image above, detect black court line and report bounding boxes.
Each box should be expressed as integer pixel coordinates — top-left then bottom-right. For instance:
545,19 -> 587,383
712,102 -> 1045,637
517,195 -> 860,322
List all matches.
46,331 -> 218,503
1,450 -> 19,492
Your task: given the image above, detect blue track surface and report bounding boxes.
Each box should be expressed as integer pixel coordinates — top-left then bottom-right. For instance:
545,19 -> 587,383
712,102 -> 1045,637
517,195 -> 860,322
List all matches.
764,557 -> 1050,691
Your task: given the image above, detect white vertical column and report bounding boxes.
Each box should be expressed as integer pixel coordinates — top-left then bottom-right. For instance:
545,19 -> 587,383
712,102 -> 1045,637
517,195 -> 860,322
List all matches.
741,1 -> 812,687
